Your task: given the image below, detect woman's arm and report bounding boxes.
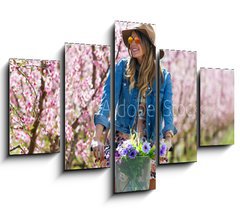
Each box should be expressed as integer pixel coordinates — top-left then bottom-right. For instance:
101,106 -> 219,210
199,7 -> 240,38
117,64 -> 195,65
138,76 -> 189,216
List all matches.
162,72 -> 177,138
93,59 -> 126,131
92,59 -> 126,159
93,69 -> 111,131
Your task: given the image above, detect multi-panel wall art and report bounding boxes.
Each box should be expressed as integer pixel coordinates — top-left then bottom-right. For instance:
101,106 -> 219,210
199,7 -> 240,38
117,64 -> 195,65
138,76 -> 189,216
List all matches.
6,21 -> 235,195
65,43 -> 110,170
159,49 -> 197,164
9,58 -> 60,155
114,21 -> 157,193
200,68 -> 234,146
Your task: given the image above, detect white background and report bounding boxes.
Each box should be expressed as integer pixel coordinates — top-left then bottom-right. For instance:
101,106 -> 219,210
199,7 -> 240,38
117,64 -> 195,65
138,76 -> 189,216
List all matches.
0,0 -> 239,215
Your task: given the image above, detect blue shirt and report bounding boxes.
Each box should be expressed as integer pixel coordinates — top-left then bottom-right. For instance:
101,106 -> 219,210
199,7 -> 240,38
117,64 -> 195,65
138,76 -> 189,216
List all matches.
94,58 -> 177,143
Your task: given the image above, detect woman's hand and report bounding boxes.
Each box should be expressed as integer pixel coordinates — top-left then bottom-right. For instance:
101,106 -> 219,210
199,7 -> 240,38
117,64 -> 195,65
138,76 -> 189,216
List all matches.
91,124 -> 105,161
165,137 -> 172,152
91,137 -> 105,162
165,131 -> 173,151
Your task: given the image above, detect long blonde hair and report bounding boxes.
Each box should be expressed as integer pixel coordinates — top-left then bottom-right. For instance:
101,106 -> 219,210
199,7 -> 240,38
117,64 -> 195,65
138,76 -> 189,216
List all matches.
125,30 -> 163,97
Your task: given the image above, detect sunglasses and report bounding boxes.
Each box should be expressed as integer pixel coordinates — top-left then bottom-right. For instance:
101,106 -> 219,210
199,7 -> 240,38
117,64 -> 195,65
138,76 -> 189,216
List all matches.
128,36 -> 141,45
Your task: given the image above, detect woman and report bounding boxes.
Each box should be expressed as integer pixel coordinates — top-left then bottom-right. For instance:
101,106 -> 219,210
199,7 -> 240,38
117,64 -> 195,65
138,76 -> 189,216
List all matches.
92,24 -> 177,163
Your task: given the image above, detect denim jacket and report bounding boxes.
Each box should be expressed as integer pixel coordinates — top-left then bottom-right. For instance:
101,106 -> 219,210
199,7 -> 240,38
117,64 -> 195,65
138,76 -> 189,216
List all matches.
94,58 -> 177,143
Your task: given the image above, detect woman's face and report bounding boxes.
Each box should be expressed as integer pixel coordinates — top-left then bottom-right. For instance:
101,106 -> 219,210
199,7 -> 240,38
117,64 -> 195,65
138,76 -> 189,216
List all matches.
129,31 -> 145,64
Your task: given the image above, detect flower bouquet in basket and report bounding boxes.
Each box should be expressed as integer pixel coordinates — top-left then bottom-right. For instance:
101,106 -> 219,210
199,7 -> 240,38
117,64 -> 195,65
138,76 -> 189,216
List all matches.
115,130 -> 155,193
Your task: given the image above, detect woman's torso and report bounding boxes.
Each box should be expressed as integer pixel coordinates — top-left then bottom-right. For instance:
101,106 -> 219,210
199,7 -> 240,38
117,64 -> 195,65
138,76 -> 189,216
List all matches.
115,59 -> 159,141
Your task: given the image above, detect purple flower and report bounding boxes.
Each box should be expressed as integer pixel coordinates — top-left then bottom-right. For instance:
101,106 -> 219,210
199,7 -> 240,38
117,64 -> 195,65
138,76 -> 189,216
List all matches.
126,144 -> 133,151
142,141 -> 151,154
115,151 -> 121,158
116,145 -> 122,153
115,151 -> 122,164
160,143 -> 167,156
120,148 -> 128,156
128,148 -> 137,159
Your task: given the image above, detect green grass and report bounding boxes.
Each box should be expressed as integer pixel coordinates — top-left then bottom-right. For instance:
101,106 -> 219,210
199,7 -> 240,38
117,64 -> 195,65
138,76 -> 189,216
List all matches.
219,125 -> 234,145
201,125 -> 234,146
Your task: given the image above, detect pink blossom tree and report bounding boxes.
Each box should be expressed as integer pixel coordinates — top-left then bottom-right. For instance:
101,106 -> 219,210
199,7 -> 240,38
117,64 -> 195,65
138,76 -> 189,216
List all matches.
65,43 -> 110,170
200,68 -> 234,145
160,50 -> 197,163
9,59 -> 60,155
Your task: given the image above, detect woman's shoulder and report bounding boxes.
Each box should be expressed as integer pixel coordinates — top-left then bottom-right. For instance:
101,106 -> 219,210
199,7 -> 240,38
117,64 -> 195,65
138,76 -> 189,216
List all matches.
116,58 -> 129,68
115,58 -> 129,78
162,67 -> 171,81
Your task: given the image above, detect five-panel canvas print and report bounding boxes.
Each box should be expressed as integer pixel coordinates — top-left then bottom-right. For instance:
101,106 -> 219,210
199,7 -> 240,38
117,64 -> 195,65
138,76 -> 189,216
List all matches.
7,20 -> 235,194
